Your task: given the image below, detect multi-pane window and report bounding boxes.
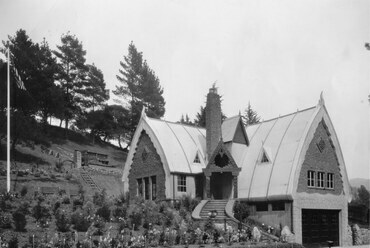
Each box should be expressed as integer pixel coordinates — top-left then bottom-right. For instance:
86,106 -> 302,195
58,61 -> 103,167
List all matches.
137,179 -> 143,197
317,172 -> 325,188
307,170 -> 315,187
151,176 -> 157,200
144,177 -> 150,200
327,173 -> 334,189
177,175 -> 186,192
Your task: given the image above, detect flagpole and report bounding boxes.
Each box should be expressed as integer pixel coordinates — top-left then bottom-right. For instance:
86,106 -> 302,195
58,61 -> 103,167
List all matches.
7,44 -> 11,192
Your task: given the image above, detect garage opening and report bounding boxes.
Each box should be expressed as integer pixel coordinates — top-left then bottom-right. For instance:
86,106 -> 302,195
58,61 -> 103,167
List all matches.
302,209 -> 340,247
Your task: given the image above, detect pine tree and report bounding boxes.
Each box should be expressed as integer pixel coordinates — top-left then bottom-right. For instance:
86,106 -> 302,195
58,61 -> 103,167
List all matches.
53,32 -> 89,130
84,64 -> 109,111
114,42 -> 165,139
243,102 -> 261,126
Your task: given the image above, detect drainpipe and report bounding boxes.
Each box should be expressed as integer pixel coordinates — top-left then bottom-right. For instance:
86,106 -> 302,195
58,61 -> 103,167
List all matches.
173,174 -> 175,200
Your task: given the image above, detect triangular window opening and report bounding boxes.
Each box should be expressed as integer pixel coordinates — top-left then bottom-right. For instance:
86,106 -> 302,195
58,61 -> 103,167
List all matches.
193,153 -> 201,163
261,151 -> 270,163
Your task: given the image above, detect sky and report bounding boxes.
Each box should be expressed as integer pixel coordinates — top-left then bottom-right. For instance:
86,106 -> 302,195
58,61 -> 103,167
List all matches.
0,0 -> 369,180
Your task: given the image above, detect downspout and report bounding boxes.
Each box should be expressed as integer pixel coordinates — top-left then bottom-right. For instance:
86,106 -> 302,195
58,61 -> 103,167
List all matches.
173,174 -> 175,200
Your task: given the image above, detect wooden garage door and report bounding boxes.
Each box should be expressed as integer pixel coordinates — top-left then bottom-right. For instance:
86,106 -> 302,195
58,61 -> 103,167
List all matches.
302,209 -> 339,247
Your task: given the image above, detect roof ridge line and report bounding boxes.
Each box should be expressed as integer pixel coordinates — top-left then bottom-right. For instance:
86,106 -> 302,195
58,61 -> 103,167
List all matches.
247,105 -> 316,127
146,116 -> 206,130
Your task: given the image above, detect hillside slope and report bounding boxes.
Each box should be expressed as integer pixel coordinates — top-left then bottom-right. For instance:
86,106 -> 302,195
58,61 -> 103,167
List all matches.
0,126 -> 127,196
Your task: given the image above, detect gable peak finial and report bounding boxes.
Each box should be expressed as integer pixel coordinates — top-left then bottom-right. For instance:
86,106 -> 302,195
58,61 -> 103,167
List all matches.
318,91 -> 325,106
141,105 -> 147,119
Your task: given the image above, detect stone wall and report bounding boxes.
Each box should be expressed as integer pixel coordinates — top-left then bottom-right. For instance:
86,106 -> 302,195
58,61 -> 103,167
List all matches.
128,131 -> 166,200
297,120 -> 343,195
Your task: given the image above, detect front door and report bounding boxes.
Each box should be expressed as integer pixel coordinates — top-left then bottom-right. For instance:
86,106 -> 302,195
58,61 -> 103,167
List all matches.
210,172 -> 233,199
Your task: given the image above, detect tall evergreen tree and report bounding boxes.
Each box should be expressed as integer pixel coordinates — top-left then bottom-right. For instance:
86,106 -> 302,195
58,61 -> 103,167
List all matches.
243,102 -> 261,126
34,39 -> 64,125
53,32 -> 89,130
84,63 -> 109,111
114,42 -> 165,139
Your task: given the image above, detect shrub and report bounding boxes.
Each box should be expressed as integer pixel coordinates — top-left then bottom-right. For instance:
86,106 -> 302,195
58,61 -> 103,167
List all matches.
20,185 -> 28,196
96,204 -> 111,222
113,205 -> 127,219
12,211 -> 27,231
8,235 -> 18,248
93,189 -> 107,206
233,201 -> 250,222
65,173 -> 72,180
18,202 -> 30,216
83,201 -> 95,216
53,201 -> 61,214
55,209 -> 70,232
129,210 -> 142,230
55,160 -> 63,172
59,189 -> 66,196
179,195 -> 200,212
0,213 -> 12,228
114,192 -> 127,206
62,196 -> 70,204
71,209 -> 92,232
91,216 -> 105,236
73,198 -> 84,210
32,202 -> 50,222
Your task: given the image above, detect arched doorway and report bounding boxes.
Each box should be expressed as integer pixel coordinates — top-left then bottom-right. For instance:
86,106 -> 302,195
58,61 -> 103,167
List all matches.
210,172 -> 233,199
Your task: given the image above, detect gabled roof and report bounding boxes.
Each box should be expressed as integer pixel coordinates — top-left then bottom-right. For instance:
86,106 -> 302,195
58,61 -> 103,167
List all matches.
122,95 -> 350,201
222,115 -> 249,145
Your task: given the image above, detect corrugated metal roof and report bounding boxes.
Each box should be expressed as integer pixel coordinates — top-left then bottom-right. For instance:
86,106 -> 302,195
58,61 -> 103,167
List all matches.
145,118 -> 207,174
237,106 -> 317,200
123,103 -> 347,200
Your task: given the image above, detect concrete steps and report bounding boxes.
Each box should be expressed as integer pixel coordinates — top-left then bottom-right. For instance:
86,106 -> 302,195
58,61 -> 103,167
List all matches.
199,200 -> 229,220
79,168 -> 101,191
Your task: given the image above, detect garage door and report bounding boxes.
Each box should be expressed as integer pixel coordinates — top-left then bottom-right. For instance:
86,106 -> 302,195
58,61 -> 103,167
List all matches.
302,209 -> 339,247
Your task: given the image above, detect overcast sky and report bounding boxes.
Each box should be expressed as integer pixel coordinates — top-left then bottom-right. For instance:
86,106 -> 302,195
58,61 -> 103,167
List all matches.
0,0 -> 369,180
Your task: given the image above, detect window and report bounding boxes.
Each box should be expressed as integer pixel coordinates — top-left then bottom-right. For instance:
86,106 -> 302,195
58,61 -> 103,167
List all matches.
316,137 -> 326,153
151,176 -> 157,200
317,172 -> 325,188
256,203 -> 268,212
194,153 -> 200,163
177,175 -> 186,192
137,179 -> 143,197
307,171 -> 315,187
272,202 -> 285,211
142,149 -> 148,161
261,152 -> 269,163
327,173 -> 334,189
144,177 -> 150,200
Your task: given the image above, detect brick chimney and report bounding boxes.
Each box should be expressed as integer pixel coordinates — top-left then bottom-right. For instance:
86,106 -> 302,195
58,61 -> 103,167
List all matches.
206,85 -> 222,160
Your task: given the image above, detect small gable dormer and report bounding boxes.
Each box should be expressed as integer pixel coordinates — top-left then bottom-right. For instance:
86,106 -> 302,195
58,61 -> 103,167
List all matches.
233,117 -> 249,145
222,116 -> 249,146
193,152 -> 201,163
259,146 -> 272,164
